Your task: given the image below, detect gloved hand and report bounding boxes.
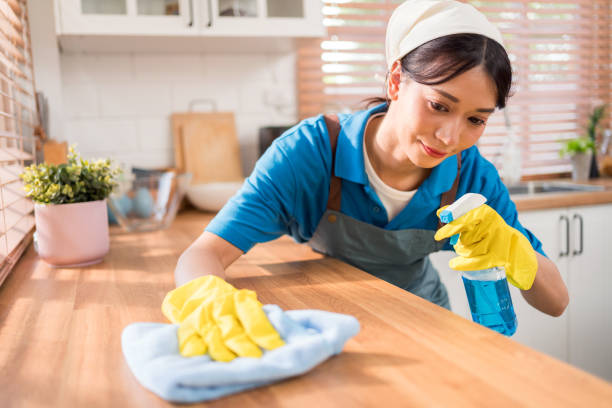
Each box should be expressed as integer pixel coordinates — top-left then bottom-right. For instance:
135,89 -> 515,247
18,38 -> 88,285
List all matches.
434,204 -> 538,290
162,275 -> 285,361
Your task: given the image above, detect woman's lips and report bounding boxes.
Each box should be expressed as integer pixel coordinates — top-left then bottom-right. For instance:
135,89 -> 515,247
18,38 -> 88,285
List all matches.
419,140 -> 447,158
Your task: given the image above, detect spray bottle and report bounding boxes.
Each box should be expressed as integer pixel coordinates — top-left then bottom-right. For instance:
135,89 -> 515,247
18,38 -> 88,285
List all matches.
439,193 -> 517,336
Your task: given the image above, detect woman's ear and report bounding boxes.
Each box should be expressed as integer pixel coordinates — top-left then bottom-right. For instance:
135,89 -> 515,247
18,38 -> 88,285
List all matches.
386,60 -> 403,101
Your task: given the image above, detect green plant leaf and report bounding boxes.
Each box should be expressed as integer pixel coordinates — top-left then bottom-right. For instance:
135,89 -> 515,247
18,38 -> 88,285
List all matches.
19,145 -> 122,204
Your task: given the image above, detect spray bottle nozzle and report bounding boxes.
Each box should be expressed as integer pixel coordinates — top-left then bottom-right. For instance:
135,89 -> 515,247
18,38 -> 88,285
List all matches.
439,193 -> 487,245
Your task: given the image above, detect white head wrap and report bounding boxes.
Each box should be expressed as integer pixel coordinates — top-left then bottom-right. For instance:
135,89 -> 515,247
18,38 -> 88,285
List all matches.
385,0 -> 504,69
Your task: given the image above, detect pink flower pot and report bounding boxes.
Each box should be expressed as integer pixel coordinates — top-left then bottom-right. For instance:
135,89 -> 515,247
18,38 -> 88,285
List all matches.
34,200 -> 110,267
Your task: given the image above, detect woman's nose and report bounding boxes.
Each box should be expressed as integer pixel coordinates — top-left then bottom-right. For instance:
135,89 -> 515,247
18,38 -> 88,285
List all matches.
434,119 -> 462,147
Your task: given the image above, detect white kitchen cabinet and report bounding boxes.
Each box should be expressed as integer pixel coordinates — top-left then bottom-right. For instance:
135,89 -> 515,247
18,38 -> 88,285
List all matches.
510,208 -> 569,362
55,0 -> 324,38
204,0 -> 325,37
56,0 -> 196,35
431,203 -> 612,382
563,205 -> 612,381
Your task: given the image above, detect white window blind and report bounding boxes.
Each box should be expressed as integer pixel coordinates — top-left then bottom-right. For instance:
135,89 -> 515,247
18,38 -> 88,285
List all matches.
297,0 -> 612,178
0,0 -> 36,286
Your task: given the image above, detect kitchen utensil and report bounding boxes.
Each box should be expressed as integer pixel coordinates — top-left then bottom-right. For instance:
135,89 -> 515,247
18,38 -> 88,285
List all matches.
600,156 -> 612,177
34,90 -> 68,164
601,129 -> 611,155
36,91 -> 48,136
171,101 -> 243,185
43,140 -> 67,165
258,125 -> 293,157
186,180 -> 244,212
108,171 -> 191,232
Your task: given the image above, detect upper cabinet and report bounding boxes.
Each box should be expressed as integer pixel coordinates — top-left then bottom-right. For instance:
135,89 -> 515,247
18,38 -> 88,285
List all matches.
55,0 -> 325,37
56,0 -> 196,35
206,0 -> 325,37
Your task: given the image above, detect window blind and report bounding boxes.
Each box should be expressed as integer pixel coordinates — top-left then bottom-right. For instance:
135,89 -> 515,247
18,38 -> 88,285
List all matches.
0,0 -> 36,286
297,0 -> 612,178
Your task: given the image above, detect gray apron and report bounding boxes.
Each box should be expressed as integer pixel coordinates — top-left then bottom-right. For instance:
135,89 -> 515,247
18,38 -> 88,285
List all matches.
308,114 -> 461,309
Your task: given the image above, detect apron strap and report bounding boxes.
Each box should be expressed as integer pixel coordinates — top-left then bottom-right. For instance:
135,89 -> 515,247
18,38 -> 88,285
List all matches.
437,153 -> 462,229
323,114 -> 342,211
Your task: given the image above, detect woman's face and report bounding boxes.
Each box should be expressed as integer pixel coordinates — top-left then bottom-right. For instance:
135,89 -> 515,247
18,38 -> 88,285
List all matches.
387,64 -> 498,168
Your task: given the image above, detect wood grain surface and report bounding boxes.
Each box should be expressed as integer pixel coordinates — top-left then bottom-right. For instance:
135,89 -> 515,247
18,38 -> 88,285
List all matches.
1,211 -> 611,407
170,112 -> 243,184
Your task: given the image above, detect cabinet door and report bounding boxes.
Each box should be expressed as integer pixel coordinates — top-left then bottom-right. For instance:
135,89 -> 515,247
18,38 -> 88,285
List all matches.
566,205 -> 612,381
206,0 -> 324,37
511,209 -> 569,362
58,0 -> 195,35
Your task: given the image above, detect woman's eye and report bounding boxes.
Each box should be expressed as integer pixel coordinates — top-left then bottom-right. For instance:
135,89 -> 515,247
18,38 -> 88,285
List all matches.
469,117 -> 486,126
429,101 -> 447,112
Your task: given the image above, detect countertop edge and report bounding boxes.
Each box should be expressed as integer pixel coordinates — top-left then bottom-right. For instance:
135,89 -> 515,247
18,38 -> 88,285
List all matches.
514,190 -> 612,211
512,178 -> 612,211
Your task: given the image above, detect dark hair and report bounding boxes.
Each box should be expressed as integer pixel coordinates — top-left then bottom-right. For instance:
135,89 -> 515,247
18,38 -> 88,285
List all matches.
366,33 -> 512,109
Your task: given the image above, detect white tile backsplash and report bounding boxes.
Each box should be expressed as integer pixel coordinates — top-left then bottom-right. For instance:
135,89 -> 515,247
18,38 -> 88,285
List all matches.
60,50 -> 297,174
203,54 -> 275,85
136,117 -> 172,150
61,54 -> 94,84
235,112 -> 297,161
132,54 -> 205,81
111,149 -> 175,169
64,118 -> 139,152
98,82 -> 173,117
171,82 -> 239,112
61,53 -> 134,84
271,52 -> 296,84
63,83 -> 98,117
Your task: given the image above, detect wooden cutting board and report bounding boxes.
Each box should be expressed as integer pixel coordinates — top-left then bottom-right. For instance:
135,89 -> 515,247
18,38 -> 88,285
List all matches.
171,112 -> 243,184
43,140 -> 67,164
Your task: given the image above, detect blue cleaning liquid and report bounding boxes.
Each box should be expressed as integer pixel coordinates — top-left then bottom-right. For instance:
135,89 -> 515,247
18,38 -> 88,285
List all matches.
462,268 -> 517,336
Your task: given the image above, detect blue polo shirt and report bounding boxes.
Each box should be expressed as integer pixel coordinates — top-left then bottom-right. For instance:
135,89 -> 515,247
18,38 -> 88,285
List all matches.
206,103 -> 545,257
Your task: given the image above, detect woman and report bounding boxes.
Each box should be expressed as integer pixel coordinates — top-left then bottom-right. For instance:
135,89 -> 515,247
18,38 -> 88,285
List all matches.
175,0 -> 569,316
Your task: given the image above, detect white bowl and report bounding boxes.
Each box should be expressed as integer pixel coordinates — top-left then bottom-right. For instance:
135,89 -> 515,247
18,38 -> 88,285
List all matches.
186,180 -> 245,212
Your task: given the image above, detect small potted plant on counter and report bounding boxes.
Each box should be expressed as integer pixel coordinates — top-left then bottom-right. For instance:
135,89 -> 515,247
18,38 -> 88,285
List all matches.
20,146 -> 121,267
560,137 -> 595,182
560,105 -> 607,182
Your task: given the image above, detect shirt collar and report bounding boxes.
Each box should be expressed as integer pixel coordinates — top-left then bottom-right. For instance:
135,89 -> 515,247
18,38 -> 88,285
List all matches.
335,102 -> 387,184
333,102 -> 459,196
422,154 -> 458,197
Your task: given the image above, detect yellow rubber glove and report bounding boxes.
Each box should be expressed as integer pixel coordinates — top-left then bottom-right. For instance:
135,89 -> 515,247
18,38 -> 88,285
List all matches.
162,275 -> 285,361
434,204 -> 538,290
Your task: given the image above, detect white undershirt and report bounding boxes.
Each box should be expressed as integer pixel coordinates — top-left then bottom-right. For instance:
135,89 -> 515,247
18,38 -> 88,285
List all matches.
363,138 -> 416,222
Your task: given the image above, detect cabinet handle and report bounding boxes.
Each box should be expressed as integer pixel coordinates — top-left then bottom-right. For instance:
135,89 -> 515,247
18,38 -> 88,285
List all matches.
206,0 -> 213,27
187,0 -> 194,27
559,215 -> 570,257
572,213 -> 584,256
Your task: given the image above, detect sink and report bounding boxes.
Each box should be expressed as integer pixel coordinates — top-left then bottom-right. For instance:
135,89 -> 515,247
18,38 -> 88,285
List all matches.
506,181 -> 605,195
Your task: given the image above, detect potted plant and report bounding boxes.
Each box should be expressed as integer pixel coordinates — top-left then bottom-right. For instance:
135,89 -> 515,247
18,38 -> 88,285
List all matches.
560,137 -> 595,182
20,146 -> 121,267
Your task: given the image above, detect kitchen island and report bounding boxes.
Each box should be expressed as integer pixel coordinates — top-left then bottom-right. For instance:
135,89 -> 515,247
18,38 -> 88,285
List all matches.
1,211 -> 611,407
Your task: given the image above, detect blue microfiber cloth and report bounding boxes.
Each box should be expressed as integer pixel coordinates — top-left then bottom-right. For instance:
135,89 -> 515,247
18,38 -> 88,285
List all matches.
121,304 -> 360,403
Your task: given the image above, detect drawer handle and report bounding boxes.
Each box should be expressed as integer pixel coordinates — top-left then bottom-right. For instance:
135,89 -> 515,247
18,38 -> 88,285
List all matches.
207,0 -> 213,27
572,213 -> 583,256
559,215 -> 569,257
188,0 -> 194,26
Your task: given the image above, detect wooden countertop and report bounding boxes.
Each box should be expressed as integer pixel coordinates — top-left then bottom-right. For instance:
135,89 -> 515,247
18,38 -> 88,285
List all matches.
513,178 -> 612,211
1,211 -> 611,407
